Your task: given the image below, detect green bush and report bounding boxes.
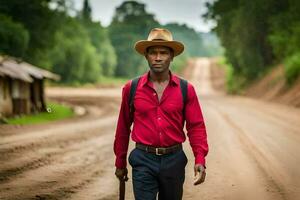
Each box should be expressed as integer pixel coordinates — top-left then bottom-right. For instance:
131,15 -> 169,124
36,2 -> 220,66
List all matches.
218,57 -> 246,94
49,17 -> 101,84
284,53 -> 300,85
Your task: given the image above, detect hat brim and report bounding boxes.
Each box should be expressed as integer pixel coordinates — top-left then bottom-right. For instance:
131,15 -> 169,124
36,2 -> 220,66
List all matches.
134,40 -> 184,56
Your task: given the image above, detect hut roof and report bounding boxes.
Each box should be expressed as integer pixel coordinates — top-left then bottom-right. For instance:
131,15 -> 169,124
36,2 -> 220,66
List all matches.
20,62 -> 60,81
0,55 -> 60,82
0,58 -> 33,82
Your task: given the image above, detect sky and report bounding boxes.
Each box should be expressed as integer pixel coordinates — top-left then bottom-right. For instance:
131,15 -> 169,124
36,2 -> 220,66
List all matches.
72,0 -> 215,33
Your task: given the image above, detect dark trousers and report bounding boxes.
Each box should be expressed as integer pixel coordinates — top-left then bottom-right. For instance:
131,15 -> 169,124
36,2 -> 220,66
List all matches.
128,148 -> 188,200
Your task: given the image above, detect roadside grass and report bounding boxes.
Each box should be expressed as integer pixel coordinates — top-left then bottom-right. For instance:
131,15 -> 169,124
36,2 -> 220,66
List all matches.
96,76 -> 128,87
284,53 -> 300,85
4,102 -> 74,125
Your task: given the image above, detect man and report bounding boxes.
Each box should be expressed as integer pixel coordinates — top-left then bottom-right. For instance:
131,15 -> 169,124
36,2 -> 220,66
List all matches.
114,28 -> 208,200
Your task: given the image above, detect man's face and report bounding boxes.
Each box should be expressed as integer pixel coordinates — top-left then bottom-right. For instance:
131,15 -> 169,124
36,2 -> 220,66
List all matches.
145,46 -> 174,74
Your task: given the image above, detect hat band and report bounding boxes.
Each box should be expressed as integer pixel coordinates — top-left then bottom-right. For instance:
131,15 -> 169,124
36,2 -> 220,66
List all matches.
150,39 -> 167,41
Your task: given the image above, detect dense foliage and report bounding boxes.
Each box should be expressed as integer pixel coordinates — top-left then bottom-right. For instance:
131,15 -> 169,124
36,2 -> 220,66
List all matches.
205,0 -> 300,85
0,14 -> 29,58
108,1 -> 160,77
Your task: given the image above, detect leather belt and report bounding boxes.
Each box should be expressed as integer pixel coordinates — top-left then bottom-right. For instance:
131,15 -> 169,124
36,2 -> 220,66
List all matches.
136,143 -> 182,155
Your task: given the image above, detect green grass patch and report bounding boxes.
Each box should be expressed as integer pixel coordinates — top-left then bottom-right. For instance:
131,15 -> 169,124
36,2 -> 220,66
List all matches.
46,76 -> 128,87
5,102 -> 74,125
284,53 -> 300,85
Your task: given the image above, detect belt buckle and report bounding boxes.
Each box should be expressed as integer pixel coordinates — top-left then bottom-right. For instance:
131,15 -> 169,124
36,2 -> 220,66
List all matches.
155,148 -> 163,155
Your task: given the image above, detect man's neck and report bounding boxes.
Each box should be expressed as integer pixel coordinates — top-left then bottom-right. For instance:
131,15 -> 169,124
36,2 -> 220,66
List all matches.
149,70 -> 170,83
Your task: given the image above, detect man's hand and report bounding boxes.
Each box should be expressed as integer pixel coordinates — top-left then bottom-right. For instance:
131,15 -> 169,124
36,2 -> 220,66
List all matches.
193,164 -> 206,185
115,168 -> 129,182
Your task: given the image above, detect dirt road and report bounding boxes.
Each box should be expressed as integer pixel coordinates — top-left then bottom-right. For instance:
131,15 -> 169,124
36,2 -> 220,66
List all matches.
1,58 -> 300,200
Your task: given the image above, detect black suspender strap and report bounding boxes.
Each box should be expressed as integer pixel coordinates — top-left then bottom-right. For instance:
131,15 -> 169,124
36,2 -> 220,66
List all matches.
179,78 -> 188,114
129,77 -> 140,121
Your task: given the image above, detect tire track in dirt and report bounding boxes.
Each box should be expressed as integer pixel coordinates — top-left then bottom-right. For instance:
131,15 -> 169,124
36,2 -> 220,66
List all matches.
208,101 -> 287,199
0,123 -> 116,200
0,121 -> 115,184
221,97 -> 300,135
0,115 -> 116,152
183,98 -> 284,200
205,96 -> 300,200
0,114 -> 117,184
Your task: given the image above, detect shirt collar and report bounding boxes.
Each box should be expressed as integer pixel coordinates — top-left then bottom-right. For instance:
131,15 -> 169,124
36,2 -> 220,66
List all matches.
140,70 -> 179,87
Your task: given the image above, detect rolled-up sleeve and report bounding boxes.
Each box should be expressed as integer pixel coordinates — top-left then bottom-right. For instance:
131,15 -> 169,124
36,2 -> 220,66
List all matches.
185,84 -> 208,167
113,82 -> 132,168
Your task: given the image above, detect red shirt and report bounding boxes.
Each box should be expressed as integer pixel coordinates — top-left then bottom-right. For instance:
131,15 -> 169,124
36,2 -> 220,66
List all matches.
114,71 -> 208,168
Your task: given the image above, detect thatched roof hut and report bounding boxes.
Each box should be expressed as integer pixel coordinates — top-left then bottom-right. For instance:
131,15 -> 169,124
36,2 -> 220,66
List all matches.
0,55 -> 60,118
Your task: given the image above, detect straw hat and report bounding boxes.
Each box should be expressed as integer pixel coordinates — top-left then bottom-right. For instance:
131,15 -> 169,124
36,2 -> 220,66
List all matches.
134,28 -> 184,56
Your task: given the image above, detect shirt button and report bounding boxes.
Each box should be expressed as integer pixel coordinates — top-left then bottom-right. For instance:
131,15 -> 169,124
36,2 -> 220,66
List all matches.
158,117 -> 161,120
153,93 -> 156,96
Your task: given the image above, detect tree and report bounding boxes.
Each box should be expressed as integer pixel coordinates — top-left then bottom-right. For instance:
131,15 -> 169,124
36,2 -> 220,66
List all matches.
49,17 -> 100,83
268,0 -> 300,83
0,0 -> 66,66
204,0 -> 276,80
82,0 -> 92,21
77,0 -> 117,77
205,0 -> 300,84
0,14 -> 29,58
109,1 -> 160,77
